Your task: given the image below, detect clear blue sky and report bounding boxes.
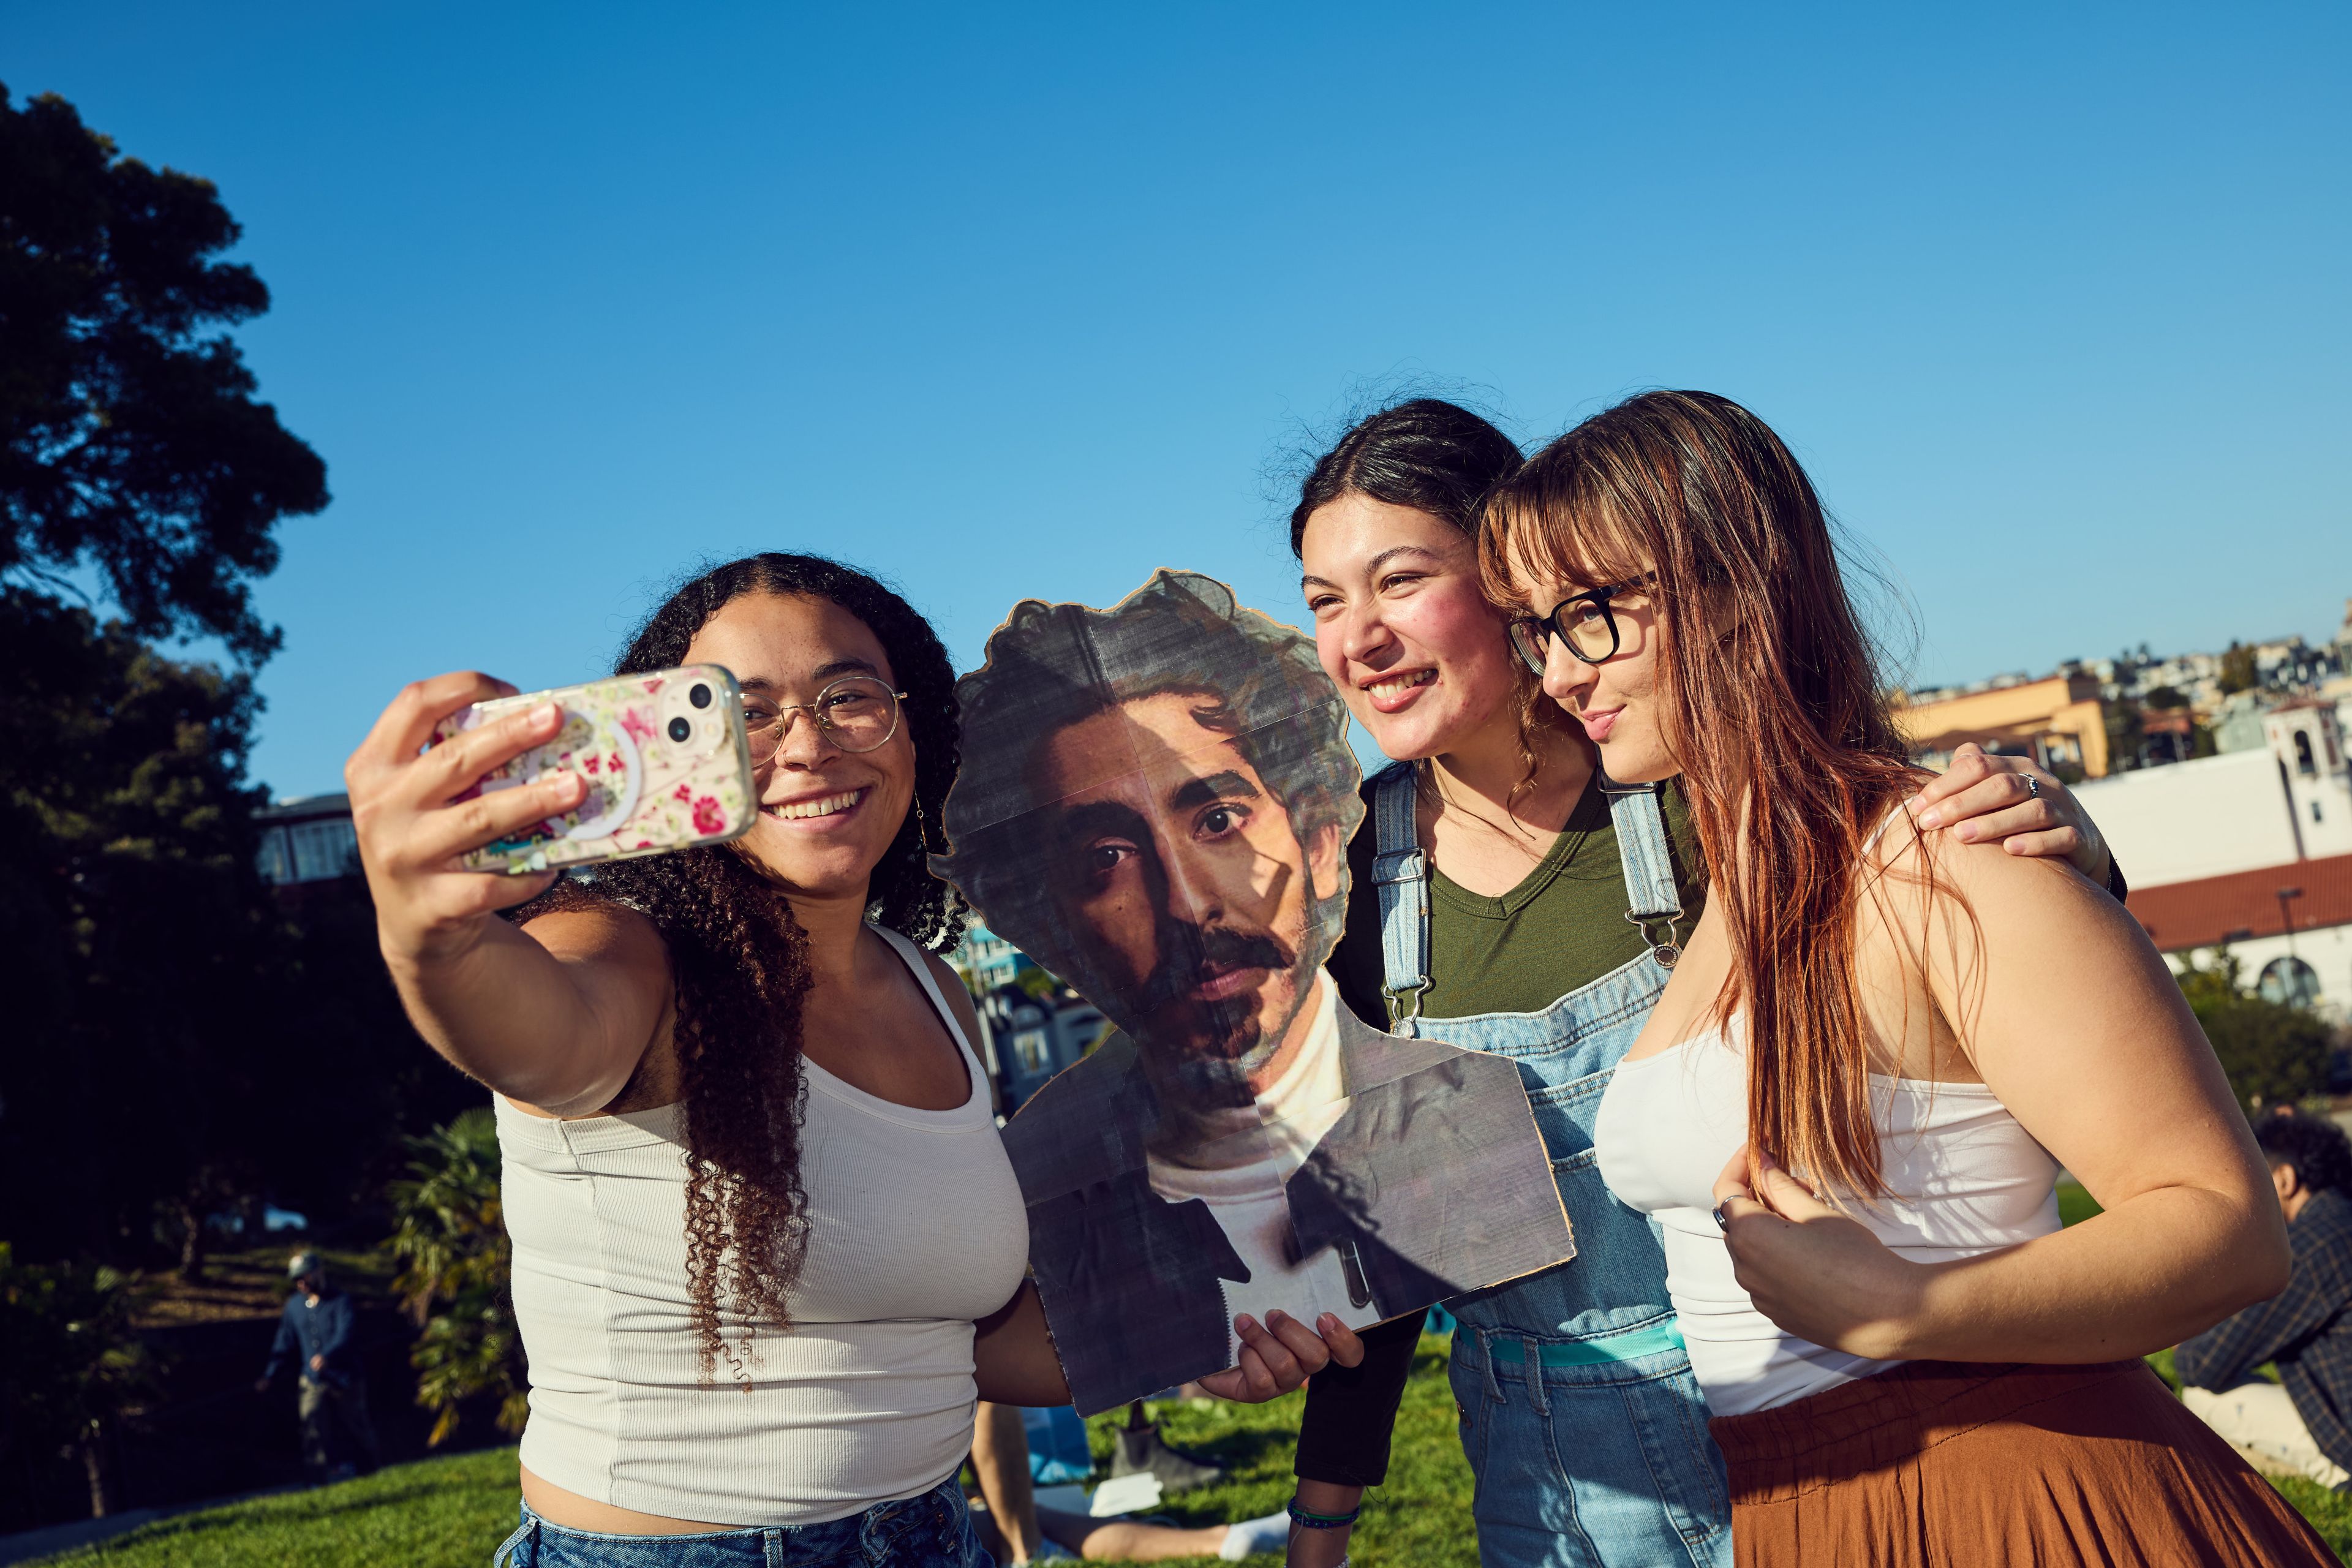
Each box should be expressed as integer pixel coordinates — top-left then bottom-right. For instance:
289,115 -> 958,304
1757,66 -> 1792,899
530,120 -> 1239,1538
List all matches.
12,2 -> 2348,798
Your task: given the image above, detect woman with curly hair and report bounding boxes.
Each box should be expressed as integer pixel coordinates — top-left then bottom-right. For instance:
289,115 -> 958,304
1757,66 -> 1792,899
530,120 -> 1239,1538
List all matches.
345,554 -> 1349,1567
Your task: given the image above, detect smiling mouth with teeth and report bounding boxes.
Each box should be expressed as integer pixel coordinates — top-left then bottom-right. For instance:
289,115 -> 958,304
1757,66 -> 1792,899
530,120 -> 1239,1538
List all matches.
765,787 -> 868,821
1366,670 -> 1436,700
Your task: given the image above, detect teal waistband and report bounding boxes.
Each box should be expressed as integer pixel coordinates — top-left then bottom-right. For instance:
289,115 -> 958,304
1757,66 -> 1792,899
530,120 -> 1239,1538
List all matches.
1483,1320 -> 1687,1367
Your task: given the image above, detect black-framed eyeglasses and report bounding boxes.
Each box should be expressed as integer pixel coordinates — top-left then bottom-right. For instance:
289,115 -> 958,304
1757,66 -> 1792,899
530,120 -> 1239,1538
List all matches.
1507,578 -> 1650,674
740,675 -> 907,763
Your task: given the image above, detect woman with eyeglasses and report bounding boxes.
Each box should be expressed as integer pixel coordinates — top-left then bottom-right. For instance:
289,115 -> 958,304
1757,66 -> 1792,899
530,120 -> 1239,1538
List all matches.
1282,402 -> 2122,1568
1498,391 -> 2328,1565
344,553 -> 1353,1568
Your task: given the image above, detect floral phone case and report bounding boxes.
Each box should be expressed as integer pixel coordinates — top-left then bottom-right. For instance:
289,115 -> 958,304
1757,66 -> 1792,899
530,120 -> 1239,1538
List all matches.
431,665 -> 758,875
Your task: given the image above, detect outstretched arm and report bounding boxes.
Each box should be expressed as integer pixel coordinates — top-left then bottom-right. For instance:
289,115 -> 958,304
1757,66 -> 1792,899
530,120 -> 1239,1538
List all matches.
346,673 -> 670,1116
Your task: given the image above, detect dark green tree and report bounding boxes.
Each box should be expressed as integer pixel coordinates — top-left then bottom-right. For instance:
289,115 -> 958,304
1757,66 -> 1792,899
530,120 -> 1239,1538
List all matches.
0,588 -> 274,1267
1,85 -> 327,662
2218,642 -> 2258,697
0,590 -> 477,1267
2178,951 -> 2332,1110
2101,699 -> 2144,774
390,1110 -> 527,1446
0,1244 -> 158,1520
0,86 -> 383,1269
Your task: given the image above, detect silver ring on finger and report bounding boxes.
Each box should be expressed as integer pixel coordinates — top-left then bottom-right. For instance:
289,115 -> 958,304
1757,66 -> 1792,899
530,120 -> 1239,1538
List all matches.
2024,775 -> 2041,799
1711,1205 -> 1730,1231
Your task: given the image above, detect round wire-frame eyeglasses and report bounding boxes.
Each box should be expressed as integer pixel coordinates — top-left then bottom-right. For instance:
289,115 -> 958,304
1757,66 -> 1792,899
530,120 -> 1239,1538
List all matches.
741,675 -> 908,761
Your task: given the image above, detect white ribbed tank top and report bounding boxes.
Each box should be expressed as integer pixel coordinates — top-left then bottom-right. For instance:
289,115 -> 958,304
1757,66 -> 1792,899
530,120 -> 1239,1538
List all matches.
497,922 -> 1030,1525
1594,1023 -> 2061,1417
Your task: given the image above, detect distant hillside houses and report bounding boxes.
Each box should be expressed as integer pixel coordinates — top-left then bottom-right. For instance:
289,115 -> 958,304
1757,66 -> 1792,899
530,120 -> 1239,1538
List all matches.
948,919 -> 1108,1116
1896,597 -> 2352,782
1893,596 -> 2352,1027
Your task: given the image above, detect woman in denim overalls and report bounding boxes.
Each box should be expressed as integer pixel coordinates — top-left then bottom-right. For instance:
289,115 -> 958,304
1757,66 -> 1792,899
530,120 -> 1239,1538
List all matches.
1374,760 -> 1727,1566
1284,399 -> 2117,1568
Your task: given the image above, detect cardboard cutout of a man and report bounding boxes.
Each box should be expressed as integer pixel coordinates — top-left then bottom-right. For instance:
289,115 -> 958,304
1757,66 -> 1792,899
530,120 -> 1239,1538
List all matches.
935,570 -> 1572,1415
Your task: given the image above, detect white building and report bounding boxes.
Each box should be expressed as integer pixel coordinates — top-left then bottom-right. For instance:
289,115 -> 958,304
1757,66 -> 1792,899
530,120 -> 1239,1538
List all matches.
2267,700 -> 2352,861
2128,855 -> 2352,1028
2082,697 -> 2352,1023
2075,703 -> 2352,888
2075,752 -> 2309,886
255,793 -> 360,885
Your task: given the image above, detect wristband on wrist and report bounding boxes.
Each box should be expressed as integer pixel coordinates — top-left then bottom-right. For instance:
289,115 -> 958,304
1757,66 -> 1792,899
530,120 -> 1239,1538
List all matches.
1287,1496 -> 1361,1529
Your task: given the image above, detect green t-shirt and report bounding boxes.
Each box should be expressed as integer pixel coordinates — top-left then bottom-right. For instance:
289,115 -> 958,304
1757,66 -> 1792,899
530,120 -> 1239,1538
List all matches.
1329,767 -> 1710,1030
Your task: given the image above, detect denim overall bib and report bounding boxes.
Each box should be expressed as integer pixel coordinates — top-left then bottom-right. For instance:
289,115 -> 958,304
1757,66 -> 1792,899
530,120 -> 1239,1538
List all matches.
1373,763 -> 1729,1568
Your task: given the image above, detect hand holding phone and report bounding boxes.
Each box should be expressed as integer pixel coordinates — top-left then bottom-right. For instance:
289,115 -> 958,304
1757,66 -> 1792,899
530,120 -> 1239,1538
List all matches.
348,665 -> 760,979
428,666 -> 758,874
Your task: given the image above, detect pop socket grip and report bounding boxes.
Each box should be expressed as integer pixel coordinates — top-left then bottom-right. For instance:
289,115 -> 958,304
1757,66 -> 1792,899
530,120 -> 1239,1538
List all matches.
537,709 -> 646,840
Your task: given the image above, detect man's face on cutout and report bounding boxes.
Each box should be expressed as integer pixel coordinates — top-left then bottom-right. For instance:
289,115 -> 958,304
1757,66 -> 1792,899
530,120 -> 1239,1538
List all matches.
1031,691 -> 1338,1106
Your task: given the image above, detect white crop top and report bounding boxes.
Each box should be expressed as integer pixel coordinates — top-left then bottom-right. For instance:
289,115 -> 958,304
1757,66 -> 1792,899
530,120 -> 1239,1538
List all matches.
497,923 -> 1030,1525
1594,1023 -> 2060,1417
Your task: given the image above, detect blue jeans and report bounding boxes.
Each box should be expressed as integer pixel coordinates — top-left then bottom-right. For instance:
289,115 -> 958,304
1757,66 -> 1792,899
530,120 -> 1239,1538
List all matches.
491,1482 -> 994,1567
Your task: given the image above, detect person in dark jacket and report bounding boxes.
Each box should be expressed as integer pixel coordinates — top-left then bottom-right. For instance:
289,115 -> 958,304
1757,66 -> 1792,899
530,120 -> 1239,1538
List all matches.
255,1251 -> 380,1480
2179,1110 -> 2352,1487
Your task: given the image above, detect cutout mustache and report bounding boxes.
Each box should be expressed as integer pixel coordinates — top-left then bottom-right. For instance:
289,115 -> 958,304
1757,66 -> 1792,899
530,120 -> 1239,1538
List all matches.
1121,921 -> 1296,1014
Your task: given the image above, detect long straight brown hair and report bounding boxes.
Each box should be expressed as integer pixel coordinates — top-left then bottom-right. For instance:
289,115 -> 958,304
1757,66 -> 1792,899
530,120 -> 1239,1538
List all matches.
1480,390 -> 1920,1197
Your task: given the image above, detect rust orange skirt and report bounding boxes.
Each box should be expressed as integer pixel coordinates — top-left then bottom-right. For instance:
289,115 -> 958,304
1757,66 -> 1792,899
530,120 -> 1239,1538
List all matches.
1709,1359 -> 2336,1566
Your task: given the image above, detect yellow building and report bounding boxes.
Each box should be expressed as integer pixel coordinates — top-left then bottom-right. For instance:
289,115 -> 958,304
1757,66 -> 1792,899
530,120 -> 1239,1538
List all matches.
1892,674 -> 2112,778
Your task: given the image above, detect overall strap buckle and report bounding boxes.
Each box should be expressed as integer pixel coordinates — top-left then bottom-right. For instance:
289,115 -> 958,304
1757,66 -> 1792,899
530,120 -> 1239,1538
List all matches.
1371,763 -> 1431,1036
1599,772 -> 1687,970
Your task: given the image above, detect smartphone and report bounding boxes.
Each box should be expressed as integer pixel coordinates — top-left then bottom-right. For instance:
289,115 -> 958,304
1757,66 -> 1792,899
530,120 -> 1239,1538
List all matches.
431,665 -> 758,875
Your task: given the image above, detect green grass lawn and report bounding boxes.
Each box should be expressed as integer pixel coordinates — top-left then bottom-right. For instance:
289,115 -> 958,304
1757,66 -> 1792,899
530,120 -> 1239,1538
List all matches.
31,1446 -> 524,1567
36,1342 -> 1476,1568
36,1317 -> 2352,1565
1069,1336 -> 1477,1567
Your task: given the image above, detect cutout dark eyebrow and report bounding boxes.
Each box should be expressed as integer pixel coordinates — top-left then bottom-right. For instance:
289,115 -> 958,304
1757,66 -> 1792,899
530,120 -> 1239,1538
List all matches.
1168,770 -> 1261,813
1052,798 -> 1148,846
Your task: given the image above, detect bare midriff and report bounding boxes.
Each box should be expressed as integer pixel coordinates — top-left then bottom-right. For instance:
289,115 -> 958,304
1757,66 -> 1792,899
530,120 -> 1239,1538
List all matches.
519,1464 -> 740,1534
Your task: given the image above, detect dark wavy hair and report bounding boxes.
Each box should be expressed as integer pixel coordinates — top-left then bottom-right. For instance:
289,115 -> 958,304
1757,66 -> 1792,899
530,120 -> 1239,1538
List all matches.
1288,396 -> 1524,554
2258,1110 -> 2352,1197
933,570 -> 1360,1014
521,552 -> 963,1381
1289,396 -> 1564,803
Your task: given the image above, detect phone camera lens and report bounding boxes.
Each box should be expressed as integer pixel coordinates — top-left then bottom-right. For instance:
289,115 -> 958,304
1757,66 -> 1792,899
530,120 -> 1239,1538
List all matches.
668,717 -> 693,743
688,683 -> 712,709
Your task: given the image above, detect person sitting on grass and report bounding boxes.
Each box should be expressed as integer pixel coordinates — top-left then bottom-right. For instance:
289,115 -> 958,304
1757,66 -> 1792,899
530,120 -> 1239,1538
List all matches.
2179,1110 -> 2352,1488
966,1399 -> 1287,1564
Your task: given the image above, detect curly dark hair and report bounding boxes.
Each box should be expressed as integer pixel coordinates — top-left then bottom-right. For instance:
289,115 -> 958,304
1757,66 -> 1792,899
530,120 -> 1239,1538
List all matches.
932,570 -> 1360,1014
2258,1110 -> 2352,1197
521,552 -> 963,1382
